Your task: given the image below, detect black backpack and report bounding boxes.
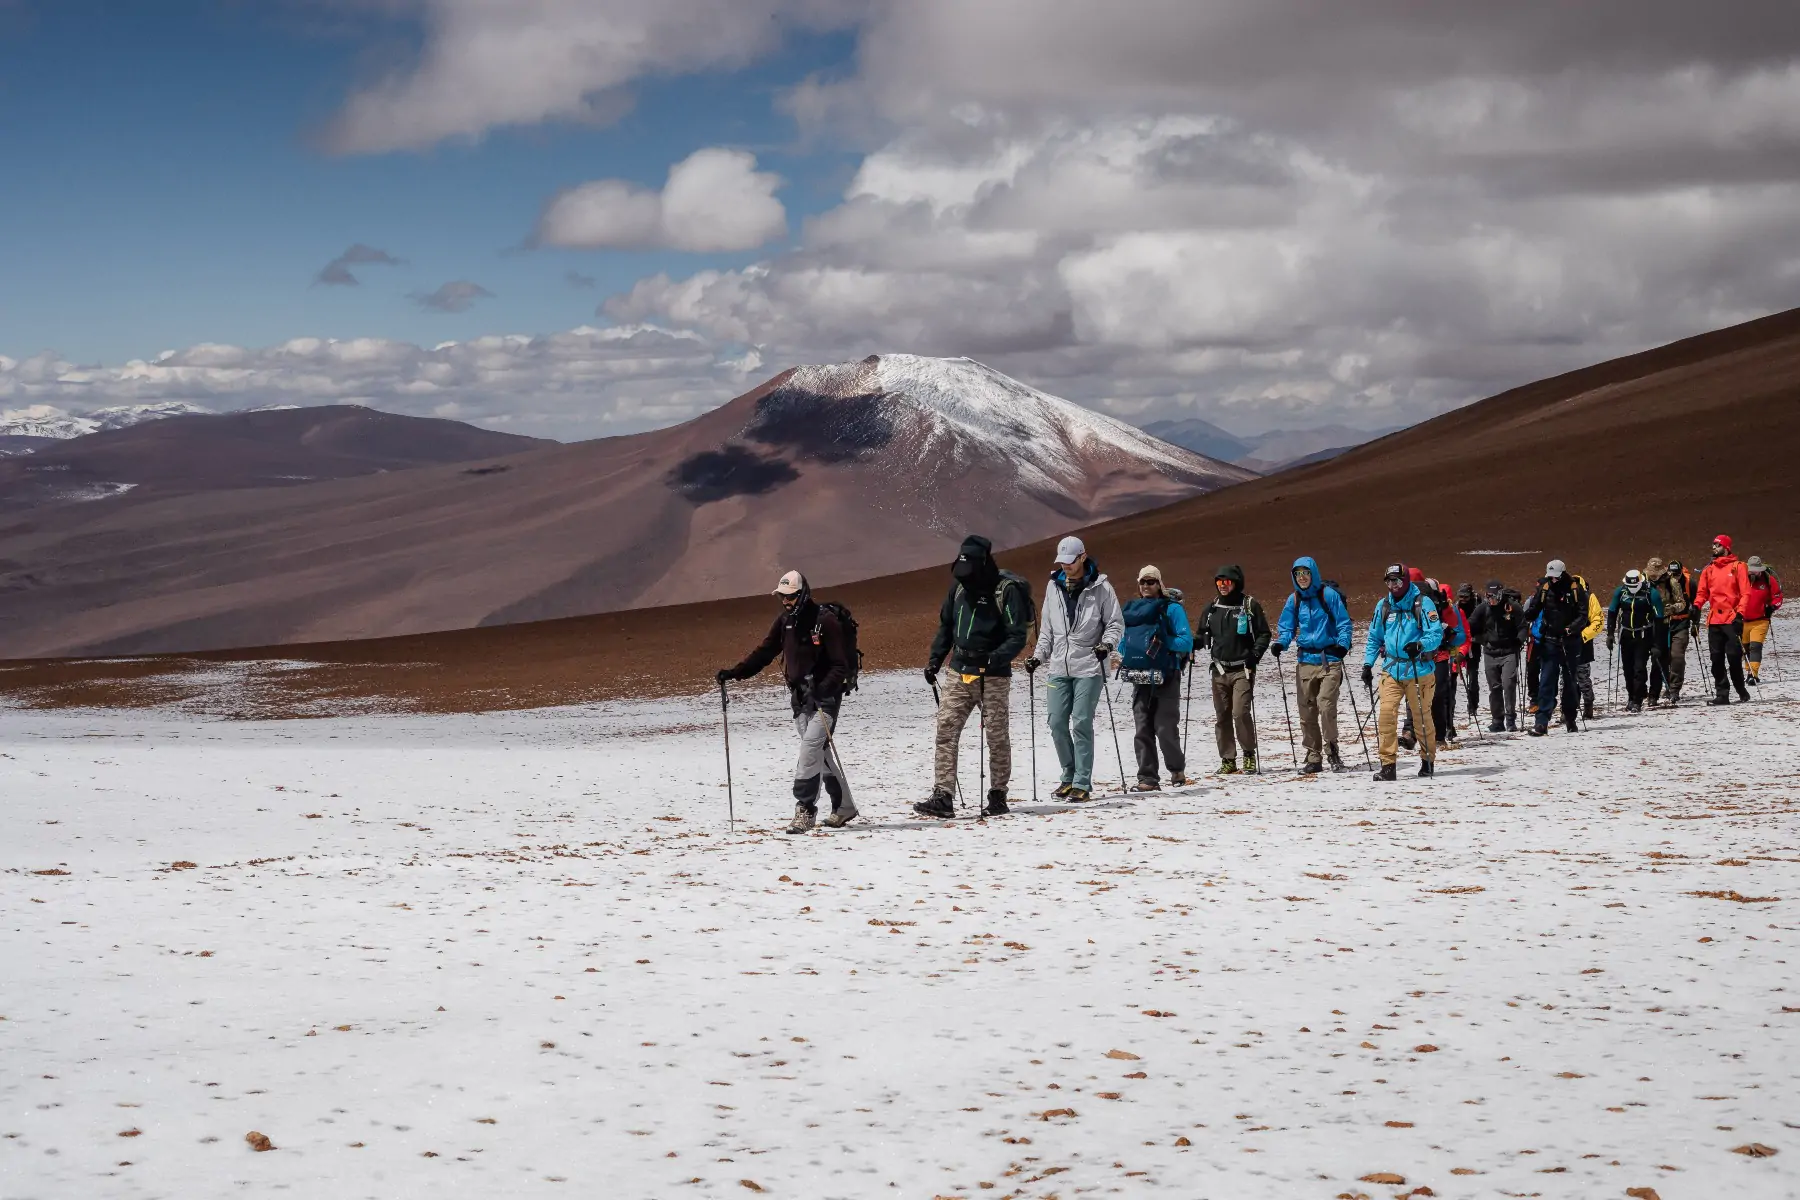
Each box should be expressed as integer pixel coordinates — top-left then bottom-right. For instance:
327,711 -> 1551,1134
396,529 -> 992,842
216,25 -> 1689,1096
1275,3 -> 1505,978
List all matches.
814,602 -> 864,693
996,569 -> 1036,629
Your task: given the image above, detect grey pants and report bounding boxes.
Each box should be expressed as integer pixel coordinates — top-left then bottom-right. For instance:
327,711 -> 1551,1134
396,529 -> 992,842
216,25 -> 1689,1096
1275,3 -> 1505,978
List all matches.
792,698 -> 852,812
1576,658 -> 1595,710
1484,650 -> 1519,724
1132,673 -> 1186,782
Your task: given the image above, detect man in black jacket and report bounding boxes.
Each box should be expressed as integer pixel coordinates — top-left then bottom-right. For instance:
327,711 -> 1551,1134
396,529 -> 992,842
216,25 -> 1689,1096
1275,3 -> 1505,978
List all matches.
919,535 -> 1033,818
718,570 -> 854,834
1195,564 -> 1272,774
1522,560 -> 1588,736
1470,579 -> 1526,732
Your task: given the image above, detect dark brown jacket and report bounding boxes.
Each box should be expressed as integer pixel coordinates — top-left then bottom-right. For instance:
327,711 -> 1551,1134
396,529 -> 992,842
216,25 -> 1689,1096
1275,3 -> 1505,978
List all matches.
730,600 -> 849,700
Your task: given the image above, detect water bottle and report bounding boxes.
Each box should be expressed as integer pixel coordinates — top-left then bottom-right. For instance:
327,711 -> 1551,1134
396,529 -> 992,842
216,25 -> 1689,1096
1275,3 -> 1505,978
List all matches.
1236,607 -> 1249,636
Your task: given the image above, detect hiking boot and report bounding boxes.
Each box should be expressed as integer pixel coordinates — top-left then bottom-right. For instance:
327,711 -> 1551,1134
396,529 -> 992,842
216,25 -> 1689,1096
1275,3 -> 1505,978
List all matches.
1564,718 -> 1580,733
1707,688 -> 1731,706
1326,744 -> 1343,772
1582,698 -> 1595,722
1626,700 -> 1642,714
1242,753 -> 1258,775
1372,762 -> 1397,782
1736,686 -> 1752,702
1215,758 -> 1240,776
1132,780 -> 1162,792
1397,731 -> 1417,751
981,788 -> 1009,817
1170,771 -> 1194,787
821,801 -> 859,829
1528,724 -> 1548,738
1052,782 -> 1075,799
1417,760 -> 1435,778
1487,720 -> 1505,733
1064,787 -> 1092,802
1747,672 -> 1760,686
786,804 -> 817,835
1301,761 -> 1323,776
1668,687 -> 1681,707
913,790 -> 955,819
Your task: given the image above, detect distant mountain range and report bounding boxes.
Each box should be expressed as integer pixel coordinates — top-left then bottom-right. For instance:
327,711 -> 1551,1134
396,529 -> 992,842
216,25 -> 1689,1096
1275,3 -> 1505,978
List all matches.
1138,416 -> 1398,474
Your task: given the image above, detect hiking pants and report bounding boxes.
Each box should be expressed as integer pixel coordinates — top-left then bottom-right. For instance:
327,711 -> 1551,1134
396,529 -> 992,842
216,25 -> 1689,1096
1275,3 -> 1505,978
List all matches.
1709,623 -> 1747,695
1376,672 -> 1435,766
1430,660 -> 1456,745
1576,653 -> 1595,713
1620,632 -> 1653,704
1484,649 -> 1519,726
1536,635 -> 1582,729
933,674 -> 1011,794
792,696 -> 850,811
1744,617 -> 1771,679
1294,662 -> 1342,767
1046,674 -> 1103,790
1650,623 -> 1689,701
1212,666 -> 1256,761
1131,673 -> 1186,784
1462,644 -> 1482,715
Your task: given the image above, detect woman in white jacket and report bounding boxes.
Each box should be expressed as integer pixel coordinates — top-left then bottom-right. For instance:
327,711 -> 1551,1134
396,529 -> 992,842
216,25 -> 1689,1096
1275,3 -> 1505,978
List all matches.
1026,536 -> 1124,801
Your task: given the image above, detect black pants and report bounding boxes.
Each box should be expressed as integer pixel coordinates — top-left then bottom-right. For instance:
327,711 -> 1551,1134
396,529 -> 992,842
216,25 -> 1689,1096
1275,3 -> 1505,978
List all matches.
1463,646 -> 1481,714
1132,673 -> 1186,782
1431,660 -> 1456,744
1536,635 -> 1581,729
1708,623 -> 1747,695
1619,632 -> 1653,704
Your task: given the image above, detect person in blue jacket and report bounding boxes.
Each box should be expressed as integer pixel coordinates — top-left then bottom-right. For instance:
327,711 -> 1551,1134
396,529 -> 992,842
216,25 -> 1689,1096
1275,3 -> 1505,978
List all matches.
1116,565 -> 1194,790
1360,563 -> 1446,780
1271,555 -> 1354,774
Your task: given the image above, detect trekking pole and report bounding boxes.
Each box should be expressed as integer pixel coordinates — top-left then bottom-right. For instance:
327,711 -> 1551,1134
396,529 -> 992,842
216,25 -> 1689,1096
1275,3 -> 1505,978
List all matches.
719,680 -> 736,832
1406,652 -> 1434,765
1100,662 -> 1128,794
1028,668 -> 1039,801
976,675 -> 987,813
1607,643 -> 1617,711
1181,656 -> 1194,759
1343,668 -> 1375,771
1275,654 -> 1298,770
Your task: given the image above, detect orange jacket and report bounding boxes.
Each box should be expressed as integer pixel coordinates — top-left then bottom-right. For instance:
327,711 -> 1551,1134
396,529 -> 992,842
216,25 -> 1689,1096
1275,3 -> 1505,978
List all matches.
1694,553 -> 1752,625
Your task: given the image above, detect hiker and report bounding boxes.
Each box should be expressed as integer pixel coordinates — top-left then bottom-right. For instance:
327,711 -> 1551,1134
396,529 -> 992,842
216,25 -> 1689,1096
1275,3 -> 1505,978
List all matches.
1694,534 -> 1753,704
919,535 -> 1034,819
1426,579 -> 1470,751
1742,556 -> 1784,686
1646,557 -> 1695,705
1396,567 -> 1432,750
1606,568 -> 1664,712
1469,579 -> 1527,731
1522,559 -> 1589,735
1196,565 -> 1271,775
1271,555 -> 1353,774
1456,583 -> 1483,719
1117,565 -> 1193,790
1025,536 -> 1123,802
1361,564 -> 1445,780
1576,571 -> 1605,722
716,570 -> 855,834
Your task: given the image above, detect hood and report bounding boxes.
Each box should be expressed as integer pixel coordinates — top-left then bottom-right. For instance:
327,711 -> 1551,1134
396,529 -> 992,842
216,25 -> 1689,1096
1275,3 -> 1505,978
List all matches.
1215,563 -> 1245,602
952,533 -> 1000,595
1290,555 -> 1322,598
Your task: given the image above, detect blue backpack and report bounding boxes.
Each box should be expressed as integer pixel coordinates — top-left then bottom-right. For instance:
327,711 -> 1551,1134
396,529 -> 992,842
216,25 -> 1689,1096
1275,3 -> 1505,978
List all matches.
1119,597 -> 1181,676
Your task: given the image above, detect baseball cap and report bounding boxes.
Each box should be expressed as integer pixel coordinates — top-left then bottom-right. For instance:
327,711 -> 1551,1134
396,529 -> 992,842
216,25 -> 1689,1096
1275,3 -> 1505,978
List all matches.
772,570 -> 807,596
1054,536 -> 1086,565
1383,564 -> 1406,582
1546,559 -> 1567,578
1138,565 -> 1163,584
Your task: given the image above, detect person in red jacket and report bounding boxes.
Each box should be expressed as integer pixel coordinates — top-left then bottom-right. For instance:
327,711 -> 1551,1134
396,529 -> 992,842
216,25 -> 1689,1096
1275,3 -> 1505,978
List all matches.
1693,534 -> 1752,704
1741,555 -> 1784,685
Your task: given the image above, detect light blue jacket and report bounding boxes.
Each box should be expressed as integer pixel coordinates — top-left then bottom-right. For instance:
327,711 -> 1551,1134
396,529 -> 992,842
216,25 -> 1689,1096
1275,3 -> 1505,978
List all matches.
1361,582 -> 1446,682
1275,556 -> 1354,666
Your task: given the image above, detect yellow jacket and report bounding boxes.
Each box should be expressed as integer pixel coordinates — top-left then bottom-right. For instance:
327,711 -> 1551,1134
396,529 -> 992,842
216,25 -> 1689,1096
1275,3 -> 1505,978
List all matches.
1581,585 -> 1604,643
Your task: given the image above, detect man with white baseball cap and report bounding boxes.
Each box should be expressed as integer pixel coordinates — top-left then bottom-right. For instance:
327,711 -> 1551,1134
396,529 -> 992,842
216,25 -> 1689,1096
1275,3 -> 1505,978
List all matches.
1024,535 -> 1123,801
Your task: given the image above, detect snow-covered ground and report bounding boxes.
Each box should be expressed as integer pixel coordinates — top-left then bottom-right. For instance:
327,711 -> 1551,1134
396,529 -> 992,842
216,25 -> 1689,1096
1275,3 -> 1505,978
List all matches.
4,662 -> 1798,1200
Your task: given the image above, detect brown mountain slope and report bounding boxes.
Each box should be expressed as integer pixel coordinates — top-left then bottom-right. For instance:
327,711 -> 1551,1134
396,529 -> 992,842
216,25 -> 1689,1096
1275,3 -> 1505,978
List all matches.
6,306 -> 1795,716
0,355 -> 1245,658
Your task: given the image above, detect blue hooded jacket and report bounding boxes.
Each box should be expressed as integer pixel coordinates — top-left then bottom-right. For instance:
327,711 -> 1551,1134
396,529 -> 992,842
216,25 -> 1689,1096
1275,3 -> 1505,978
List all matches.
1275,556 -> 1353,666
1362,581 -> 1446,682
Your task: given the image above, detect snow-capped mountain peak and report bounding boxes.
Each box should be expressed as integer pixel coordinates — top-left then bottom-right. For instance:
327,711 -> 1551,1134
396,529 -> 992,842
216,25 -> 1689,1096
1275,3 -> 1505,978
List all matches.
0,401 -> 211,441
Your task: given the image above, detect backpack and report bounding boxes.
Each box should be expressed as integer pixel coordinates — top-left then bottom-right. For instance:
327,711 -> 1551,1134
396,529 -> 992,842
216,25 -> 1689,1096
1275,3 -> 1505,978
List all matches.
813,602 -> 863,694
1119,597 -> 1179,675
995,569 -> 1036,630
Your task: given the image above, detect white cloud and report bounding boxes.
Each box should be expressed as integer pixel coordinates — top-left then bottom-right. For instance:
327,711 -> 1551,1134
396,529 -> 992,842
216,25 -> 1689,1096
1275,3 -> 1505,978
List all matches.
536,148 -> 788,252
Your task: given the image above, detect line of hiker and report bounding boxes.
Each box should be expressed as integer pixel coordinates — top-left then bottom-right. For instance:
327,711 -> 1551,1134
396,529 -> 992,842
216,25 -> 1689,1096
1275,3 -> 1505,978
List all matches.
715,533 -> 1781,831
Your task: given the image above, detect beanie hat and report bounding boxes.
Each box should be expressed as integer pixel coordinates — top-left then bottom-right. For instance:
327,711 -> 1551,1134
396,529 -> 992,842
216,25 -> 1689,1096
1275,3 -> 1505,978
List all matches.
1138,565 -> 1164,585
1713,534 -> 1733,552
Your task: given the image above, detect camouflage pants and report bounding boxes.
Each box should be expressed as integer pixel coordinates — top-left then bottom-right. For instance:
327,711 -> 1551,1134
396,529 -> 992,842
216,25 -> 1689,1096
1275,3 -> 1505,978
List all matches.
934,674 -> 1012,793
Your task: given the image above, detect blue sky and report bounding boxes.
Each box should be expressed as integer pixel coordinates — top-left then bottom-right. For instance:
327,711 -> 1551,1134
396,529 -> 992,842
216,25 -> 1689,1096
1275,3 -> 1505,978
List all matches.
2,2 -> 1796,440
0,1 -> 854,366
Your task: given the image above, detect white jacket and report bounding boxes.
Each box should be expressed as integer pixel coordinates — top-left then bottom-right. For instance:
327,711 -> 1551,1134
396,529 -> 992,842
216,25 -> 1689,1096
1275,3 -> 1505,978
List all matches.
1033,571 -> 1125,679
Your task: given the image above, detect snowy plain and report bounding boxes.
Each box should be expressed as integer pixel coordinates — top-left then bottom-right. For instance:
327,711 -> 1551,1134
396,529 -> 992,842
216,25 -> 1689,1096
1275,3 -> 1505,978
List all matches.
4,653 -> 1799,1200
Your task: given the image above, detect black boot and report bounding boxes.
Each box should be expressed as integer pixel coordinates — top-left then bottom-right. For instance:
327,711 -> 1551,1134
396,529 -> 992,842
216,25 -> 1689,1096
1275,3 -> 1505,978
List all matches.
1326,743 -> 1344,772
1487,719 -> 1505,733
1301,761 -> 1323,775
982,788 -> 1009,817
1372,762 -> 1397,782
1708,687 -> 1731,706
913,789 -> 955,818
1417,760 -> 1435,778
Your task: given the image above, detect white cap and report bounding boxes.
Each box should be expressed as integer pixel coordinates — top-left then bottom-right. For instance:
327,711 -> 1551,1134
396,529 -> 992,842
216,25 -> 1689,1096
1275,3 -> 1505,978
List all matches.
1546,559 -> 1567,578
772,570 -> 806,596
1624,569 -> 1642,585
1054,536 -> 1086,565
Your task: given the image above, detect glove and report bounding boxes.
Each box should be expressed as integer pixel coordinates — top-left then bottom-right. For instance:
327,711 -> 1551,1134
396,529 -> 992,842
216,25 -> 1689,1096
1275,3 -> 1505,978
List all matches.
923,667 -> 938,687
1361,664 -> 1374,687
1094,643 -> 1113,661
1024,656 -> 1040,673
1270,643 -> 1284,658
1403,641 -> 1422,656
1326,644 -> 1349,660
715,668 -> 734,684
1605,635 -> 1614,651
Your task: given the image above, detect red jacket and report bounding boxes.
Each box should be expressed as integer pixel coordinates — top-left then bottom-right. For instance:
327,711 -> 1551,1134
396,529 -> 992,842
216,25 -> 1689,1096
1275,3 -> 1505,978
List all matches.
1742,570 -> 1784,621
1694,553 -> 1752,625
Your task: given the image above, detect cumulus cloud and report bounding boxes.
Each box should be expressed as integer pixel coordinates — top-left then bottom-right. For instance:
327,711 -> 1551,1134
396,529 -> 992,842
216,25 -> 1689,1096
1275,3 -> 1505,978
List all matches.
0,327 -> 766,440
536,148 -> 788,252
315,243 -> 405,286
322,0 -> 870,153
413,280 -> 495,312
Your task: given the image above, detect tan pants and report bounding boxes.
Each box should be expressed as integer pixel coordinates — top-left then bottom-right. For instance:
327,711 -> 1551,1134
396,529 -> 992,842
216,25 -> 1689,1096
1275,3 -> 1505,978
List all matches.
1376,671 -> 1436,765
1294,662 -> 1343,766
934,674 -> 1012,792
1212,667 -> 1256,760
